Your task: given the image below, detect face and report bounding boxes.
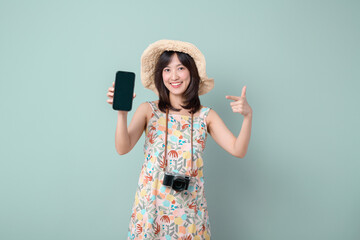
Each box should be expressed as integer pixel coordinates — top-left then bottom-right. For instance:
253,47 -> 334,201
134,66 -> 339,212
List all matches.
162,53 -> 191,96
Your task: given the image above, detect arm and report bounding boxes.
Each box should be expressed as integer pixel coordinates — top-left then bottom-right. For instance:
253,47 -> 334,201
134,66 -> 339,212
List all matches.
235,113 -> 252,158
207,109 -> 252,158
208,85 -> 253,158
115,102 -> 148,155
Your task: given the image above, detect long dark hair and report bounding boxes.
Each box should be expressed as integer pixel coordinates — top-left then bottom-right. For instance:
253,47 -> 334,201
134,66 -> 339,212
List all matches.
154,51 -> 201,114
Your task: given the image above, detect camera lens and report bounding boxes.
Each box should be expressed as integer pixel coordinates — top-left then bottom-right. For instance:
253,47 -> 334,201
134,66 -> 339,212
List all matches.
172,178 -> 186,192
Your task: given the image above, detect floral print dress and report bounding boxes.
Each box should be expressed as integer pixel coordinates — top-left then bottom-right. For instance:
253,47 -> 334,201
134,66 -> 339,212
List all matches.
127,101 -> 212,240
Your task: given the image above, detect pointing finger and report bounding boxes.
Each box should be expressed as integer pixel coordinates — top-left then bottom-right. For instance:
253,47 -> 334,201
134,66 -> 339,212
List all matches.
225,95 -> 241,101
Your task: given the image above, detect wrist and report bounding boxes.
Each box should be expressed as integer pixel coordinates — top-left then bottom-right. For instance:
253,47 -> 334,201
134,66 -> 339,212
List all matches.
244,112 -> 253,119
118,111 -> 128,116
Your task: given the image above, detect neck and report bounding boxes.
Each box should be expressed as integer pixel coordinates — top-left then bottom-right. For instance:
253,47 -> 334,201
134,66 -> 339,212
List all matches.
169,93 -> 186,109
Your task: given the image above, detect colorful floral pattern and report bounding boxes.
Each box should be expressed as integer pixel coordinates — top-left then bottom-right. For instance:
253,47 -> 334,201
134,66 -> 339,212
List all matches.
127,101 -> 212,240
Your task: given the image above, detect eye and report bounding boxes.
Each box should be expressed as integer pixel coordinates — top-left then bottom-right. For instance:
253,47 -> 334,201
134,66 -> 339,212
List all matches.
179,67 -> 185,70
163,68 -> 170,72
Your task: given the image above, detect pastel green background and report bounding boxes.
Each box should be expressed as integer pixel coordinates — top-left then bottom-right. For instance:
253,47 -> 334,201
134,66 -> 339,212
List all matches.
1,0 -> 359,239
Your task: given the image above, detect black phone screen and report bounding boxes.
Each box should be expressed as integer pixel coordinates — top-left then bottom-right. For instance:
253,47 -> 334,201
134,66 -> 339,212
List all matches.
112,71 -> 135,111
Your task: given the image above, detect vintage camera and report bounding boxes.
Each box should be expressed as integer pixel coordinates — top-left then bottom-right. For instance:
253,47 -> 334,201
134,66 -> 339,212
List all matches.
163,172 -> 190,192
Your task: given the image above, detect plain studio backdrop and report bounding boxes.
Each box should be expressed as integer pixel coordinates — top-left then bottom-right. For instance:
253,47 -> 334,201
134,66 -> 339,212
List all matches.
0,0 -> 359,239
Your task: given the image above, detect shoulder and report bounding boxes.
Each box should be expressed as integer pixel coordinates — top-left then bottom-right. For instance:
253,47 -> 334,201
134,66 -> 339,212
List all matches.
142,100 -> 158,123
206,108 -> 218,131
206,107 -> 214,120
136,101 -> 149,115
139,101 -> 151,121
205,108 -> 229,136
132,101 -> 151,119
137,101 -> 151,111
200,105 -> 214,128
130,101 -> 152,130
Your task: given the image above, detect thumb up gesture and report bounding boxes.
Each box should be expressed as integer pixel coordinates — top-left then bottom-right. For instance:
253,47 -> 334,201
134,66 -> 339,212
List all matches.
225,86 -> 253,117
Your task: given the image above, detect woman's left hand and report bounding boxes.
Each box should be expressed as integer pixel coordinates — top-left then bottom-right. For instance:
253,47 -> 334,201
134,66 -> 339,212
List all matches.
225,86 -> 253,117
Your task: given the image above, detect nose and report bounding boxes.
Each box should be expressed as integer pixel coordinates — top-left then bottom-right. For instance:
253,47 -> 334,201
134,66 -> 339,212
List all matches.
170,70 -> 179,80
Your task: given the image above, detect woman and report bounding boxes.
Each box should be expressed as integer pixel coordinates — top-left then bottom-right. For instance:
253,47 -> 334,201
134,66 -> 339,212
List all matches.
106,39 -> 253,239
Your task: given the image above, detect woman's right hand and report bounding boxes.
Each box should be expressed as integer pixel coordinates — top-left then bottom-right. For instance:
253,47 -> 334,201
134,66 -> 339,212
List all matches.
106,81 -> 136,113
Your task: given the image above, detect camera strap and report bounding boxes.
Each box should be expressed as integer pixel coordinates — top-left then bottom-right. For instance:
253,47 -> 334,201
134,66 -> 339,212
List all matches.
163,108 -> 193,174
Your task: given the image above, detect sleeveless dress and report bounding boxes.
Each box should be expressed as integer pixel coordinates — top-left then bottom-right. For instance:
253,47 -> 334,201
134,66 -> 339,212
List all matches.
127,101 -> 212,240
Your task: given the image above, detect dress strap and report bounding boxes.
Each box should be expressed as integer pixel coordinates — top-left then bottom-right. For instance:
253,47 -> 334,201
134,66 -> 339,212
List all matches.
200,107 -> 211,132
200,106 -> 212,120
147,101 -> 160,118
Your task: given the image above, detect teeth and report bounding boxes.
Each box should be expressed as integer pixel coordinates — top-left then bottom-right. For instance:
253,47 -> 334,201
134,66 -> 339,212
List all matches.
171,82 -> 182,86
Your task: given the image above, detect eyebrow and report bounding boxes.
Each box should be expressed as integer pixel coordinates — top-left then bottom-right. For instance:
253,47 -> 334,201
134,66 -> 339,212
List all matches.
165,64 -> 183,67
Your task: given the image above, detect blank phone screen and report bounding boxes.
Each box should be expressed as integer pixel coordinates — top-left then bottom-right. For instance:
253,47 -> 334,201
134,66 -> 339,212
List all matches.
112,71 -> 135,111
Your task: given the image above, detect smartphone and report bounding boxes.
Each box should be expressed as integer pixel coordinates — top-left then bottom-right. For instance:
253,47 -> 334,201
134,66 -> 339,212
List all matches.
112,71 -> 135,111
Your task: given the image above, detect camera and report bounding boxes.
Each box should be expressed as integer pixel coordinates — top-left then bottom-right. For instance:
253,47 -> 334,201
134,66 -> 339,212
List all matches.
163,172 -> 190,192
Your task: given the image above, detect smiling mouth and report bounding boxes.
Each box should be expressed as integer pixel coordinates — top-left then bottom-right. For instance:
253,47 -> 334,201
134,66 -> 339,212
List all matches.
170,82 -> 183,86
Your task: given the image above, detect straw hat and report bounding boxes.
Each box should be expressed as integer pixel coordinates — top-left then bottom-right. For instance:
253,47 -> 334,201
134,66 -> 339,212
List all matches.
140,39 -> 214,96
